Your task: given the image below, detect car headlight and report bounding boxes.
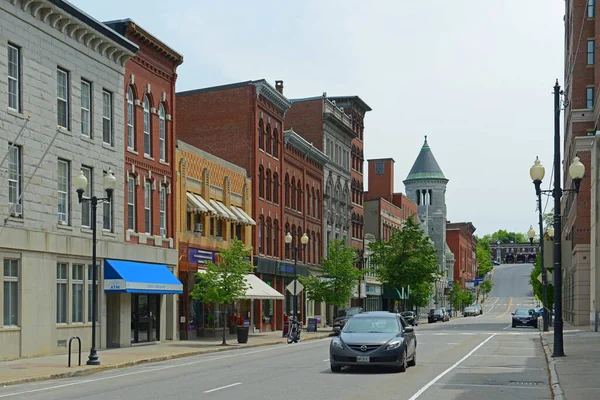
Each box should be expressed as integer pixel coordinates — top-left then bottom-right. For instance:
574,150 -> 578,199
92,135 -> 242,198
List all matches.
331,338 -> 344,350
385,340 -> 402,351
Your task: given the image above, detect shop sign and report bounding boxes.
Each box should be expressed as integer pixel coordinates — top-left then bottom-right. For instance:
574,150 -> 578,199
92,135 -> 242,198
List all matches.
188,248 -> 215,265
365,284 -> 382,295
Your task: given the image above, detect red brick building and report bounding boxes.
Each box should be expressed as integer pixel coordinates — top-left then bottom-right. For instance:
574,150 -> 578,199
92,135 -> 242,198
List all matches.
176,79 -> 294,331
446,222 -> 477,288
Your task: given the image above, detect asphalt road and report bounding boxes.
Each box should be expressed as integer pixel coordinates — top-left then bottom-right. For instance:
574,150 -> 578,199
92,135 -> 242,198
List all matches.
0,263 -> 550,400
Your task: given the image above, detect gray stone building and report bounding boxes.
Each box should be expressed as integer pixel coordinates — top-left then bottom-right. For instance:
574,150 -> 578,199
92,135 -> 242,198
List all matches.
403,136 -> 450,307
0,0 -> 178,359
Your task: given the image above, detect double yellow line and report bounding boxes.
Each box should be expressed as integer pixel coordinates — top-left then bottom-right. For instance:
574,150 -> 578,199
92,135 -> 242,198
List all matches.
495,297 -> 513,319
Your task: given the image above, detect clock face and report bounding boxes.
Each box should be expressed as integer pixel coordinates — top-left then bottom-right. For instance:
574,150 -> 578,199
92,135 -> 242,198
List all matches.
375,162 -> 384,175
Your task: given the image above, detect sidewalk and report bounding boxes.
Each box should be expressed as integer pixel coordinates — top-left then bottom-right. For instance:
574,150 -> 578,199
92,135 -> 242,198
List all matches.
540,323 -> 600,400
0,329 -> 332,387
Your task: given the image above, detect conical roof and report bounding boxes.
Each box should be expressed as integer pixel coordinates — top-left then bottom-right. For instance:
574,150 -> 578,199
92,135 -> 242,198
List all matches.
404,136 -> 448,182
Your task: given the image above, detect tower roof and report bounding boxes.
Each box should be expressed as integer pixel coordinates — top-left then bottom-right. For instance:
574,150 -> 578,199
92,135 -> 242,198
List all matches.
404,136 -> 448,182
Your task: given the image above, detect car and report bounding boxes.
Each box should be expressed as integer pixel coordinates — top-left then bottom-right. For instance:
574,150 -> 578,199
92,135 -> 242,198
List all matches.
534,307 -> 543,317
333,307 -> 363,329
330,311 -> 417,373
512,308 -> 538,328
463,306 -> 478,317
492,260 -> 501,265
399,311 -> 418,326
428,308 -> 449,323
472,304 -> 483,315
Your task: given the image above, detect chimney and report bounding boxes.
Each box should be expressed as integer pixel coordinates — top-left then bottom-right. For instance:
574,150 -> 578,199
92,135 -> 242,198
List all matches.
275,80 -> 284,94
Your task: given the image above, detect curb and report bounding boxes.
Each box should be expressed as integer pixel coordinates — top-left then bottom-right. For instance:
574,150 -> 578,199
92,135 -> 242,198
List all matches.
0,333 -> 333,388
539,329 -> 565,400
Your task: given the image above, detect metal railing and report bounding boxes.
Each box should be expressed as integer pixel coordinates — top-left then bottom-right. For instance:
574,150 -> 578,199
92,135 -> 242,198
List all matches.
68,336 -> 81,367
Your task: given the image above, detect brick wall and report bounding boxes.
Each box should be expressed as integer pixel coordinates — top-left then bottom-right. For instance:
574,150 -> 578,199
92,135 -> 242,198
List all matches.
285,99 -> 325,151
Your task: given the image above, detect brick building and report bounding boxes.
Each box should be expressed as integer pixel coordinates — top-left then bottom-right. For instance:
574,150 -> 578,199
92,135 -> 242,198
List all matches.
176,79 -> 293,332
446,222 -> 477,288
564,0 -> 595,326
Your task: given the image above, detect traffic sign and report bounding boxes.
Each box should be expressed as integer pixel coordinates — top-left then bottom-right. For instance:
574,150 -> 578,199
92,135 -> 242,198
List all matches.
286,279 -> 304,295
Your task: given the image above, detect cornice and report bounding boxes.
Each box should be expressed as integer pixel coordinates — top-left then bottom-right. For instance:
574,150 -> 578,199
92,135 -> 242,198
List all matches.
252,81 -> 291,115
283,129 -> 329,166
127,22 -> 183,66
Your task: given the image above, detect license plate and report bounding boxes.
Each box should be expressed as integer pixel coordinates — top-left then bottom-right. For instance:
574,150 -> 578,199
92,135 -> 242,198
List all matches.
356,356 -> 370,363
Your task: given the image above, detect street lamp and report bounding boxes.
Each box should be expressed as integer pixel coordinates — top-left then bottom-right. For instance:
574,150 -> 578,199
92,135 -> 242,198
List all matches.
284,232 -> 309,324
74,168 -> 116,365
527,225 -> 535,245
548,226 -> 554,240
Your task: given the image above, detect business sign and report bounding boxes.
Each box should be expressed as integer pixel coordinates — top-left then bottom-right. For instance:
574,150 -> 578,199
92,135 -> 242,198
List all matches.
278,265 -> 296,274
104,279 -> 183,294
188,248 -> 215,265
366,284 -> 382,296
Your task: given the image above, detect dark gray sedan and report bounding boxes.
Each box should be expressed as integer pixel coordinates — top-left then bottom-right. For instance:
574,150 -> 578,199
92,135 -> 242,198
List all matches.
330,311 -> 417,373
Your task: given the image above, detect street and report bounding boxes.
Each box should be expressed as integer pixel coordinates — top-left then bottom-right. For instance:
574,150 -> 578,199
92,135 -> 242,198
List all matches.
0,263 -> 550,400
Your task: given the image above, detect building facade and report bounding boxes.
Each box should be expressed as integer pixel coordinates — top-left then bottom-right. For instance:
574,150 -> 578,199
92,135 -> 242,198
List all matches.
446,222 -> 477,288
489,242 -> 539,264
176,79 -> 293,332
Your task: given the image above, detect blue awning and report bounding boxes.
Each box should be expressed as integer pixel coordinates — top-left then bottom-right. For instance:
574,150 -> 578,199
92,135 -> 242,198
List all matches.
104,259 -> 183,294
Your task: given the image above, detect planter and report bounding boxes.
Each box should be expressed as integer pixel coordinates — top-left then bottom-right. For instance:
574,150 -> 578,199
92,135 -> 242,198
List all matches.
236,325 -> 249,343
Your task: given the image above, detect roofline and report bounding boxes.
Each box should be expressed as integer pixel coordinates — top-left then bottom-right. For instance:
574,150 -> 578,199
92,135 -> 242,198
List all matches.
176,80 -> 254,97
328,95 -> 372,112
367,158 -> 395,163
283,129 -> 329,166
289,96 -> 325,103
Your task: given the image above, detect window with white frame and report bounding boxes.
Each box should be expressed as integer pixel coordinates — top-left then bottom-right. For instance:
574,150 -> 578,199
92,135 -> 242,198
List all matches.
589,0 -> 595,18
143,96 -> 151,156
56,263 -> 68,323
58,159 -> 70,224
588,40 -> 595,65
102,171 -> 112,231
145,181 -> 152,234
72,264 -> 84,323
102,90 -> 113,145
159,104 -> 166,162
81,166 -> 92,227
587,87 -> 595,108
8,144 -> 22,217
80,80 -> 91,137
127,87 -> 135,149
57,68 -> 70,129
8,44 -> 20,111
3,259 -> 19,326
159,185 -> 167,236
127,176 -> 135,231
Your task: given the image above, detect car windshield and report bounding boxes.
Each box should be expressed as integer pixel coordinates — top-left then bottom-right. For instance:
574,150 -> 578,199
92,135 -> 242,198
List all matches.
337,308 -> 360,318
430,308 -> 443,314
400,312 -> 412,317
515,309 -> 532,316
344,317 -> 400,334
464,307 -> 475,312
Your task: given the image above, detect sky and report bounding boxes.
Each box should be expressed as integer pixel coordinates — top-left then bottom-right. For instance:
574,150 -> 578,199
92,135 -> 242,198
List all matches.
71,0 -> 565,236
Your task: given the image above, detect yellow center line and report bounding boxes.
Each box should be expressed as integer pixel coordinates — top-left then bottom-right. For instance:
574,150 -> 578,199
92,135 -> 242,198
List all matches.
495,297 -> 513,319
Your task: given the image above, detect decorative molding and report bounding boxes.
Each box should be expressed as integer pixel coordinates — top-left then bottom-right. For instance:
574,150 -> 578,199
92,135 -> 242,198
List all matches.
161,92 -> 167,102
166,114 -> 172,121
146,83 -> 151,93
134,99 -> 141,106
252,81 -> 292,115
151,107 -> 157,114
130,74 -> 135,85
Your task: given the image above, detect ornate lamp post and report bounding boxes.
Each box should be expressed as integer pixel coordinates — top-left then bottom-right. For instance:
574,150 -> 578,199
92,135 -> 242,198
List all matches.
74,168 -> 116,365
284,232 -> 309,322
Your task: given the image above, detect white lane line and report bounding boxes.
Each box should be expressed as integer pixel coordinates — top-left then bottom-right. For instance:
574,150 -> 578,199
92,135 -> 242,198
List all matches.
407,334 -> 496,400
0,338 -> 330,398
204,382 -> 242,393
323,358 -> 329,362
502,324 -> 512,330
432,383 -> 545,390
456,366 -> 545,371
470,354 -> 533,358
446,343 -> 459,345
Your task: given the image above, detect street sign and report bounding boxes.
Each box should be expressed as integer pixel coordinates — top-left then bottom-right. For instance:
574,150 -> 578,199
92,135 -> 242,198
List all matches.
537,272 -> 553,284
466,281 -> 475,289
537,274 -> 542,284
286,279 -> 304,295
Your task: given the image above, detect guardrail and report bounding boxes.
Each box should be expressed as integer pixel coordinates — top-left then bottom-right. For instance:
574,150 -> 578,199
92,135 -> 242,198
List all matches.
68,336 -> 81,367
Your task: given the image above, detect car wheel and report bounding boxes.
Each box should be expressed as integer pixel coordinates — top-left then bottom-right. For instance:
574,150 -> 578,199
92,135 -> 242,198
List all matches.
330,364 -> 342,373
512,323 -> 516,328
534,322 -> 538,329
408,348 -> 417,367
397,349 -> 408,373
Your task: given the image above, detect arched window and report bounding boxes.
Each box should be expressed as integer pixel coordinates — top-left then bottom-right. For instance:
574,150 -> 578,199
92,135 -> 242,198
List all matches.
143,96 -> 151,156
315,190 -> 320,220
258,119 -> 264,150
285,223 -> 290,259
266,218 -> 271,255
273,173 -> 279,204
265,124 -> 271,155
273,128 -> 279,158
265,169 -> 272,201
312,188 -> 316,218
159,104 -> 166,162
307,184 -> 311,216
258,166 -> 264,198
273,219 -> 279,257
258,217 -> 263,254
296,181 -> 302,213
126,87 -> 135,150
284,174 -> 290,207
291,177 -> 296,210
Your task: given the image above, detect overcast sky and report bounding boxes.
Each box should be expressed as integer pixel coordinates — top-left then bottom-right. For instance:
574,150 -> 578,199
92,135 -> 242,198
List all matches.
72,0 -> 564,236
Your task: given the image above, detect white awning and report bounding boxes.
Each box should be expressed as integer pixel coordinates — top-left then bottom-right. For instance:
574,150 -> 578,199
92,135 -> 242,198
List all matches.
242,274 -> 284,300
231,205 -> 256,226
209,199 -> 228,219
187,192 -> 207,213
210,199 -> 239,221
194,194 -> 217,215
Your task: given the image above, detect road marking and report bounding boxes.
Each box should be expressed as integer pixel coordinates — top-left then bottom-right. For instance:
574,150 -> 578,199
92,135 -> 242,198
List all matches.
204,382 -> 242,393
470,354 -> 533,358
432,383 -> 545,390
323,358 -> 329,362
407,334 -> 496,400
496,297 -> 513,319
502,324 -> 512,330
446,343 -> 459,345
456,366 -> 545,371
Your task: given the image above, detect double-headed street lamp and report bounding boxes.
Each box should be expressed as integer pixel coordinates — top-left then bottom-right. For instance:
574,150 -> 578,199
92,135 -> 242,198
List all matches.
74,168 -> 117,366
284,232 -> 309,323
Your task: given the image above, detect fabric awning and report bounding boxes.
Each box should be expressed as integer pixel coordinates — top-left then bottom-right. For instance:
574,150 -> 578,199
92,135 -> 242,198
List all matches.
194,194 -> 217,214
242,274 -> 284,300
209,199 -> 229,219
231,205 -> 256,225
187,192 -> 207,213
210,199 -> 239,221
104,259 -> 183,294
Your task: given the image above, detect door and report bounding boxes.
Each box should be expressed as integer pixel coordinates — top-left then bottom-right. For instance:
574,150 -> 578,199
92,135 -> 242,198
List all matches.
399,316 -> 415,356
131,294 -> 160,343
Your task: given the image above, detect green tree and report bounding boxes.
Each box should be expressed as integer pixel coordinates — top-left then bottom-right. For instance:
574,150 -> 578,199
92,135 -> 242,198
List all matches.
191,238 -> 254,345
530,253 -> 554,308
368,216 -> 439,300
479,279 -> 493,300
476,241 -> 494,278
448,283 -> 475,312
408,281 -> 435,308
300,239 -> 360,310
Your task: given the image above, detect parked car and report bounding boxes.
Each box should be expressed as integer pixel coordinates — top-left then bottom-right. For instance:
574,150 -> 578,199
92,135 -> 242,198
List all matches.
463,306 -> 478,317
330,311 -> 417,373
399,311 -> 418,326
492,260 -> 501,265
511,308 -> 538,329
472,304 -> 483,315
428,308 -> 449,323
334,307 -> 363,329
534,307 -> 543,317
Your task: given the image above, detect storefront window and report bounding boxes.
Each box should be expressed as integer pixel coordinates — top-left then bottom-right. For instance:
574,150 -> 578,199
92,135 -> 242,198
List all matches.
262,299 -> 273,325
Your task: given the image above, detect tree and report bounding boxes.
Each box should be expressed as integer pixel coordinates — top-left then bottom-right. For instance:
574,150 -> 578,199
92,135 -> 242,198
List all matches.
369,216 -> 439,301
191,238 -> 254,345
407,281 -> 435,308
300,239 -> 360,310
479,279 -> 493,300
530,253 -> 554,308
476,241 -> 493,278
448,283 -> 475,312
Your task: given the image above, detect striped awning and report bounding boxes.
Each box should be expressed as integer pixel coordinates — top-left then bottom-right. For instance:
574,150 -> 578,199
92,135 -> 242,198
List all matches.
231,205 -> 256,226
210,199 -> 238,221
187,192 -> 207,213
194,194 -> 217,214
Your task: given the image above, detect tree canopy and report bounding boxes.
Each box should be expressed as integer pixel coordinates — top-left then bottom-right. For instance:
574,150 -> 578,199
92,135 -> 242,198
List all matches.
448,283 -> 475,311
530,252 -> 554,308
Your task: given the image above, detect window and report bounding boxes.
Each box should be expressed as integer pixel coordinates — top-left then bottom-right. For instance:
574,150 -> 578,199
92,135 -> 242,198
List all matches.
127,87 -> 135,149
57,68 -> 69,129
81,166 -> 92,227
127,176 -> 135,231
291,177 -> 296,210
266,218 -> 271,255
258,119 -> 264,150
145,181 -> 152,234
102,90 -> 113,145
273,129 -> 278,158
58,159 -> 70,224
588,40 -> 595,65
297,182 -> 302,213
80,80 -> 91,137
72,264 -> 84,323
56,263 -> 68,323
8,144 -> 22,216
7,44 -> 20,111
103,187 -> 112,232
266,169 -> 271,201
143,96 -> 151,156
235,224 -> 242,240
265,125 -> 271,154
284,174 -> 290,207
159,104 -> 166,162
589,0 -> 595,18
258,166 -> 264,198
587,87 -> 595,108
3,259 -> 19,326
273,219 -> 278,257
215,219 -> 222,237
258,217 -> 263,254
273,173 -> 279,204
160,185 -> 167,236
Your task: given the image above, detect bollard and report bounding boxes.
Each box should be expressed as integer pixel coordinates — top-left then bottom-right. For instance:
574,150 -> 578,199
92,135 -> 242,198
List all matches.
68,336 -> 81,367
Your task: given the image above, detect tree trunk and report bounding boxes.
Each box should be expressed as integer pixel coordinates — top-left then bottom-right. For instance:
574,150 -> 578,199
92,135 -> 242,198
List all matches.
222,308 -> 228,346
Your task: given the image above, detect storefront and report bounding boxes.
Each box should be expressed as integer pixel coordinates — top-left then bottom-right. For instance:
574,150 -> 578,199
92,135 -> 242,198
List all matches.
365,283 -> 383,311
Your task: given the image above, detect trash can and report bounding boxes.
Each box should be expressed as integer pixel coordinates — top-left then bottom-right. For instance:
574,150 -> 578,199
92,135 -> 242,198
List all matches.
237,325 -> 249,343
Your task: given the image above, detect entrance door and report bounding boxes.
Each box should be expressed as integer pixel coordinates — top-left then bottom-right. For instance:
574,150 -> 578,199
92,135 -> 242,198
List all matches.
131,294 -> 160,343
